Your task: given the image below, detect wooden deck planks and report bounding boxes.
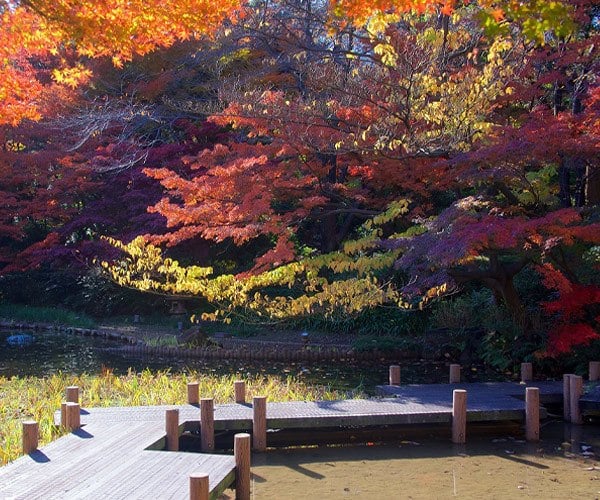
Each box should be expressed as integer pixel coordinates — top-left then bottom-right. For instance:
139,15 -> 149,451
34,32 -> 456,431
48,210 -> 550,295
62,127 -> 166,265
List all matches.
0,420 -> 235,500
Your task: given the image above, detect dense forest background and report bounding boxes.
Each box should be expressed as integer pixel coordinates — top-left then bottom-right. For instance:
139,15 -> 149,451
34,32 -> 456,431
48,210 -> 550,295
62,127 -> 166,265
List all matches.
0,0 -> 598,370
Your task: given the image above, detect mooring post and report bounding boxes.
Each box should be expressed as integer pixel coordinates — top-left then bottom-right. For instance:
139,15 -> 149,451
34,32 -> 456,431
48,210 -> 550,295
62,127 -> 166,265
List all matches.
234,380 -> 246,404
200,398 -> 215,452
452,389 -> 467,444
563,374 -> 572,422
569,375 -> 583,425
22,420 -> 38,455
389,365 -> 401,386
449,364 -> 461,384
252,396 -> 267,452
525,387 -> 540,441
65,402 -> 81,430
521,362 -> 533,383
234,433 -> 251,500
589,362 -> 600,382
187,382 -> 200,405
165,408 -> 179,451
189,472 -> 209,500
66,385 -> 79,404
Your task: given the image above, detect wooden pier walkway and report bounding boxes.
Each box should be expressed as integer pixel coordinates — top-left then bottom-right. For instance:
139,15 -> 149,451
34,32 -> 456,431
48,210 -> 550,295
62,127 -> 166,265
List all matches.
0,379 -> 568,499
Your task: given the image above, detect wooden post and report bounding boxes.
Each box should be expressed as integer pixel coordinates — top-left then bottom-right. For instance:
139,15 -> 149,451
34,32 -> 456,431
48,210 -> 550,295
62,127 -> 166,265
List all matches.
60,402 -> 68,427
234,380 -> 246,404
252,396 -> 267,452
22,421 -> 38,455
525,387 -> 540,441
452,389 -> 467,444
563,374 -> 571,422
589,362 -> 600,382
449,364 -> 461,384
569,375 -> 583,425
234,433 -> 251,500
200,398 -> 215,452
187,382 -> 200,405
189,472 -> 209,500
66,402 -> 80,430
521,362 -> 533,383
389,365 -> 401,386
165,409 -> 179,451
66,386 -> 79,403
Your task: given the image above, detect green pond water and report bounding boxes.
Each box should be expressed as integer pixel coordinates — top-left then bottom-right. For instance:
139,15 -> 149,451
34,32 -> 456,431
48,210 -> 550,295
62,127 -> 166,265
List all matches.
0,329 -> 504,390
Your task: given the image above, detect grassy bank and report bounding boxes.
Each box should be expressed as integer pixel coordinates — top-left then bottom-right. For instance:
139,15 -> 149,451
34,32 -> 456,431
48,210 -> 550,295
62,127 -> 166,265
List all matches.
0,304 -> 97,329
0,369 -> 353,465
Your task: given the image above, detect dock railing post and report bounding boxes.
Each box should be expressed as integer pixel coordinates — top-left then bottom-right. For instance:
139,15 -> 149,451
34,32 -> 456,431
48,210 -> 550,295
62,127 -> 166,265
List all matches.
521,362 -> 533,383
452,389 -> 467,444
449,364 -> 461,384
569,375 -> 583,425
66,385 -> 79,403
200,398 -> 215,452
252,396 -> 267,452
589,362 -> 600,382
165,408 -> 179,451
389,365 -> 401,386
60,402 -> 68,427
189,472 -> 209,500
525,387 -> 540,441
187,382 -> 200,405
65,402 -> 81,430
234,433 -> 251,500
563,374 -> 572,422
234,380 -> 246,404
22,420 -> 38,455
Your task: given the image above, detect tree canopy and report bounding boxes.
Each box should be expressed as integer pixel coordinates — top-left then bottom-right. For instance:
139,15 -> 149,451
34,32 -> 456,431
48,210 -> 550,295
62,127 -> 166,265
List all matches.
0,0 -> 598,358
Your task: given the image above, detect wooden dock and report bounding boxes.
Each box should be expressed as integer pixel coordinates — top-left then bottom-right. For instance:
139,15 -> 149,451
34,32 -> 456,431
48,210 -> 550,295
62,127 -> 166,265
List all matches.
0,379 -> 570,499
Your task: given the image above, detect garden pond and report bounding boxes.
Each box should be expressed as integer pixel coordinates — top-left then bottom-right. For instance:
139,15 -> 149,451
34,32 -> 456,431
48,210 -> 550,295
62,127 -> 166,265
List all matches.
2,328 -> 600,498
0,329 -> 505,390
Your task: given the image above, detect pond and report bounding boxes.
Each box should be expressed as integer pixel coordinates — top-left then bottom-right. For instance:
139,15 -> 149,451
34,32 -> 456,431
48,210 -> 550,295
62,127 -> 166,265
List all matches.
241,421 -> 600,499
0,329 -> 505,390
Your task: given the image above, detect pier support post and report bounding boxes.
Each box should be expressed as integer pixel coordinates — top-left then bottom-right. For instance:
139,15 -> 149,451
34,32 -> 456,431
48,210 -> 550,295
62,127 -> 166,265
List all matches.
234,380 -> 246,404
189,472 -> 209,500
449,364 -> 461,384
389,365 -> 401,386
525,387 -> 540,441
252,396 -> 267,452
66,386 -> 79,403
200,398 -> 215,452
521,363 -> 533,383
234,433 -> 251,500
569,375 -> 583,425
452,389 -> 467,444
563,374 -> 572,422
65,402 -> 81,430
187,382 -> 200,405
165,409 -> 179,451
589,362 -> 600,382
22,420 -> 38,455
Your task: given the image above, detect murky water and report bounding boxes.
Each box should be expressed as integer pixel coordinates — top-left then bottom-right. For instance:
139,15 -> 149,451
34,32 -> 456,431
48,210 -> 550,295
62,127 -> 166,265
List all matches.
0,330 -> 504,391
230,422 -> 600,499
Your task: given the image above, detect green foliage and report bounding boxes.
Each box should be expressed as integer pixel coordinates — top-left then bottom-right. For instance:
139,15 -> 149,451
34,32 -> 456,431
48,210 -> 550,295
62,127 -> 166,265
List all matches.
0,304 -> 96,328
0,369 -> 353,465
